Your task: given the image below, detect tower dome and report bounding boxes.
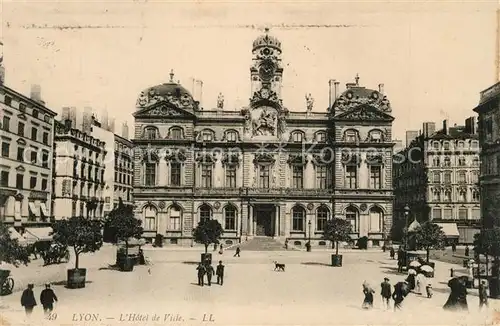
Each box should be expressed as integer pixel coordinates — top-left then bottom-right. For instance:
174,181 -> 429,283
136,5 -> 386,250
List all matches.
252,28 -> 281,53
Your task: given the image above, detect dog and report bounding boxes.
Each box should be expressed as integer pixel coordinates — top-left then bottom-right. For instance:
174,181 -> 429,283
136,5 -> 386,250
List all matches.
273,261 -> 285,272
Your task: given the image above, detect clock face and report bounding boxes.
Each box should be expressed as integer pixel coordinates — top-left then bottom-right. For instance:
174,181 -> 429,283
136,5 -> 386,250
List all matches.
259,60 -> 275,81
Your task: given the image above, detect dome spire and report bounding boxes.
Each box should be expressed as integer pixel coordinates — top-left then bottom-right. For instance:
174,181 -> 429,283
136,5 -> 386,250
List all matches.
355,73 -> 360,86
169,69 -> 175,83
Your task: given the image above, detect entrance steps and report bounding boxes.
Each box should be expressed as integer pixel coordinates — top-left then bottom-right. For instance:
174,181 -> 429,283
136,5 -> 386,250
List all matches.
231,237 -> 286,251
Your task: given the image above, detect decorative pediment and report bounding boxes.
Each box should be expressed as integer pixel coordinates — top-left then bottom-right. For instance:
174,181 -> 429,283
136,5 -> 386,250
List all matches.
222,153 -> 240,166
253,153 -> 275,165
333,104 -> 394,122
134,103 -> 195,119
312,151 -> 333,165
287,154 -> 308,165
366,153 -> 384,165
16,138 -> 27,145
17,113 -> 27,120
15,165 -> 26,172
332,91 -> 392,113
196,153 -> 216,165
341,152 -> 361,165
136,87 -> 199,111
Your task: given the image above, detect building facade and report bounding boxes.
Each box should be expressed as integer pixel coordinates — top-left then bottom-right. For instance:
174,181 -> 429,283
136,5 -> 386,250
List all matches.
52,119 -> 107,220
474,82 -> 500,229
393,118 -> 481,243
132,30 -> 395,247
0,84 -> 57,228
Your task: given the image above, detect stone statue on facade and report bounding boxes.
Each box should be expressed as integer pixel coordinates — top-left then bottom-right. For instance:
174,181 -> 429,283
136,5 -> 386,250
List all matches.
217,92 -> 224,109
305,93 -> 314,112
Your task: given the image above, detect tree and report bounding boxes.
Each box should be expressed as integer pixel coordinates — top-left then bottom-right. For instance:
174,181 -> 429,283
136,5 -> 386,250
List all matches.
52,216 -> 103,269
0,222 -> 29,267
322,218 -> 352,256
192,219 -> 224,253
414,222 -> 446,262
105,198 -> 143,257
473,227 -> 500,278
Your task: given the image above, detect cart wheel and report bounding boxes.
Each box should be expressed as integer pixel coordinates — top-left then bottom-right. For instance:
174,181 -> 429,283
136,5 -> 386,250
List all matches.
2,277 -> 14,295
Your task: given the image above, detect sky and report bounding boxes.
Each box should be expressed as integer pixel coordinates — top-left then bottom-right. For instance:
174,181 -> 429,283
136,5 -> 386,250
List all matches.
1,0 -> 499,141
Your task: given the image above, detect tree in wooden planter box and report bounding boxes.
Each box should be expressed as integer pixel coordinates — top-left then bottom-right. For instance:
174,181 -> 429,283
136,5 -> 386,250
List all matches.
0,222 -> 30,267
193,219 -> 224,253
323,218 -> 352,256
105,198 -> 143,260
414,222 -> 446,263
51,216 -> 103,270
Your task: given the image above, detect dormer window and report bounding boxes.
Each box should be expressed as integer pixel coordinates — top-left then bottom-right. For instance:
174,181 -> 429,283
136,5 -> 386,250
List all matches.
19,103 -> 26,112
144,126 -> 158,140
32,109 -> 39,119
315,132 -> 326,143
170,127 -> 183,140
433,142 -> 440,150
226,131 -> 237,142
291,131 -> 304,143
344,130 -> 357,143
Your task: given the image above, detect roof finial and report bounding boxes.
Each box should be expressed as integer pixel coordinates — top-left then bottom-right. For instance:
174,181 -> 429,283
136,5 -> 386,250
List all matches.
169,69 -> 175,83
264,27 -> 270,34
355,73 -> 360,86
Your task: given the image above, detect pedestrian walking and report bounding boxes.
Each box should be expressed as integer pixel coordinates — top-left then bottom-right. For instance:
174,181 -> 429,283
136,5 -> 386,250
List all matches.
285,239 -> 288,250
479,280 -> 488,310
205,263 -> 215,286
20,284 -> 36,316
234,246 -> 241,257
196,263 -> 206,286
362,281 -> 375,309
390,247 -> 395,259
415,272 -> 426,295
465,245 -> 470,257
219,244 -> 223,254
425,274 -> 433,298
40,284 -> 58,314
380,277 -> 392,310
392,281 -> 409,311
452,243 -> 457,253
213,243 -> 217,251
216,261 -> 225,285
443,276 -> 469,311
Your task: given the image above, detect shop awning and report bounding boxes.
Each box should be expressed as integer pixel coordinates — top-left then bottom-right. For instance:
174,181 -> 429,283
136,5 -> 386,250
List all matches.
435,223 -> 459,238
8,227 -> 27,244
28,203 -> 40,217
24,227 -> 53,242
40,202 -> 49,217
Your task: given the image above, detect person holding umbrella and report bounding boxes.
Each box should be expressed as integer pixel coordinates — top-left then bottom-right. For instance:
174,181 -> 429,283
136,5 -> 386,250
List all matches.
362,281 -> 375,309
405,269 -> 417,291
392,281 -> 409,311
443,276 -> 468,311
420,265 -> 434,298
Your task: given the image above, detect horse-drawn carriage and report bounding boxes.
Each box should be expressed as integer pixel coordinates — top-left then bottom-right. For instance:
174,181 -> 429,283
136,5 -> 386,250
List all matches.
0,269 -> 14,295
41,242 -> 70,266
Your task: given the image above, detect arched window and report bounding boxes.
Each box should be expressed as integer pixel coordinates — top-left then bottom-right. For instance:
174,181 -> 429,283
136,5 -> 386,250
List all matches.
169,205 -> 182,231
444,171 -> 452,183
344,129 -> 358,143
433,157 -> 440,167
444,156 -> 451,166
433,189 -> 441,201
368,129 -> 383,143
444,189 -> 452,201
472,156 -> 479,166
143,126 -> 158,140
433,171 -> 441,183
316,206 -> 330,231
315,131 -> 326,143
169,127 -> 183,140
458,171 -> 467,183
345,206 -> 358,232
472,190 -> 480,201
224,205 -> 237,230
459,189 -> 467,202
225,130 -> 238,142
199,204 -> 212,224
458,156 -> 466,166
369,206 -> 383,232
292,206 -> 305,231
143,205 -> 157,231
471,171 -> 479,183
291,131 -> 304,143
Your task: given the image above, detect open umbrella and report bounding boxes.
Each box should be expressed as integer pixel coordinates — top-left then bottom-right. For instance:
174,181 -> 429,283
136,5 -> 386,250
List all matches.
420,265 -> 434,273
409,260 -> 421,268
408,268 -> 417,275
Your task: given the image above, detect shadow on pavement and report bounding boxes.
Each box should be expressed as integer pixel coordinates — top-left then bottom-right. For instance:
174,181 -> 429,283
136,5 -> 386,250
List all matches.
98,265 -> 121,271
182,261 -> 200,265
301,262 -> 330,267
51,280 -> 93,288
379,266 -> 402,275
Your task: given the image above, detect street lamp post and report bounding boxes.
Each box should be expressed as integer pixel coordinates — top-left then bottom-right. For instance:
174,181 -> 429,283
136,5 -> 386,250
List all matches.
307,220 -> 312,252
403,204 -> 410,266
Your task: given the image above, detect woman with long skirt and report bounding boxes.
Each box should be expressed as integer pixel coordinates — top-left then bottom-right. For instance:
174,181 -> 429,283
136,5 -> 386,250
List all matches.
362,281 -> 375,309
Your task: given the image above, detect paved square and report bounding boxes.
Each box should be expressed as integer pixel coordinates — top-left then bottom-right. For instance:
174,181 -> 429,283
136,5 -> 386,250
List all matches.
0,247 -> 496,325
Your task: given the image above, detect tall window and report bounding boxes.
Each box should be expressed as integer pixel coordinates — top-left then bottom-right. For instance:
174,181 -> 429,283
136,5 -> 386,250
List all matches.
444,190 -> 452,201
433,157 -> 440,166
345,130 -> 357,143
144,162 -> 156,186
226,131 -> 237,142
2,115 -> 10,131
458,171 -> 466,183
170,128 -> 183,140
433,189 -> 441,201
459,208 -> 468,220
444,156 -> 451,166
144,127 -> 157,140
225,165 -> 237,188
16,173 -> 23,188
202,132 -> 213,142
433,172 -> 440,183
316,165 -> 331,189
224,205 -> 236,230
31,127 -> 37,142
292,165 -> 304,189
201,164 -> 213,188
143,206 -> 157,231
345,165 -> 357,189
292,132 -> 303,143
458,157 -> 466,166
346,207 -> 358,232
199,204 -> 212,223
17,147 -> 25,161
369,166 -> 382,189
472,157 -> 479,166
459,189 -> 467,202
1,142 -> 9,157
472,190 -> 480,201
259,165 -> 270,188
369,207 -> 383,232
170,162 -> 181,186
432,208 -> 442,220
169,205 -> 181,231
471,171 -> 479,184
292,206 -> 305,231
316,206 -> 329,231
18,122 -> 25,137
444,172 -> 452,183
0,171 -> 9,187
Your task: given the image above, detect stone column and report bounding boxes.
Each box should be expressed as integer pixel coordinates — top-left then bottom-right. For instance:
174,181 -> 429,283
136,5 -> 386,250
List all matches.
274,205 -> 279,237
249,205 -> 254,235
241,202 -> 248,235
279,204 -> 286,236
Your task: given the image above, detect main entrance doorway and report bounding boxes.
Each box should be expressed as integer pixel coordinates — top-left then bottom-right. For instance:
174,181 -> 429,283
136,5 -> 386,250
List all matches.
254,204 -> 275,236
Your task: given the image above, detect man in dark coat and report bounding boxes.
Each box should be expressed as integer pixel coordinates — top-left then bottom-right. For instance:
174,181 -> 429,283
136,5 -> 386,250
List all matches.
380,277 -> 392,310
20,284 -> 37,316
392,281 -> 409,311
390,247 -> 395,259
234,246 -> 241,257
443,277 -> 468,311
465,245 -> 470,257
40,284 -> 58,314
196,263 -> 206,286
205,263 -> 215,286
216,261 -> 225,285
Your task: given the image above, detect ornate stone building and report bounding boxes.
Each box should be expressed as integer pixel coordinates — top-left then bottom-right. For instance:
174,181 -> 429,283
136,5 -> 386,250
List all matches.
132,29 -> 395,247
393,118 -> 481,244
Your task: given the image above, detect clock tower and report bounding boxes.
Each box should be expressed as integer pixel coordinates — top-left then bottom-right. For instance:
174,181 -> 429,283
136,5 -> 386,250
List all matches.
250,28 -> 283,99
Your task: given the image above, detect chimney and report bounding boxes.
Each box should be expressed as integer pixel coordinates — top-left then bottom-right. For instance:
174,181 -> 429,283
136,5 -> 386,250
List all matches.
61,107 -> 71,121
101,108 -> 109,130
422,122 -> 436,138
108,118 -> 115,133
465,116 -> 478,134
405,130 -> 419,147
82,106 -> 93,133
346,82 -> 356,89
443,119 -> 449,135
30,84 -> 45,104
188,77 -> 196,95
378,83 -> 384,94
334,81 -> 340,99
194,80 -> 203,106
328,79 -> 336,108
122,122 -> 129,139
69,107 -> 78,129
